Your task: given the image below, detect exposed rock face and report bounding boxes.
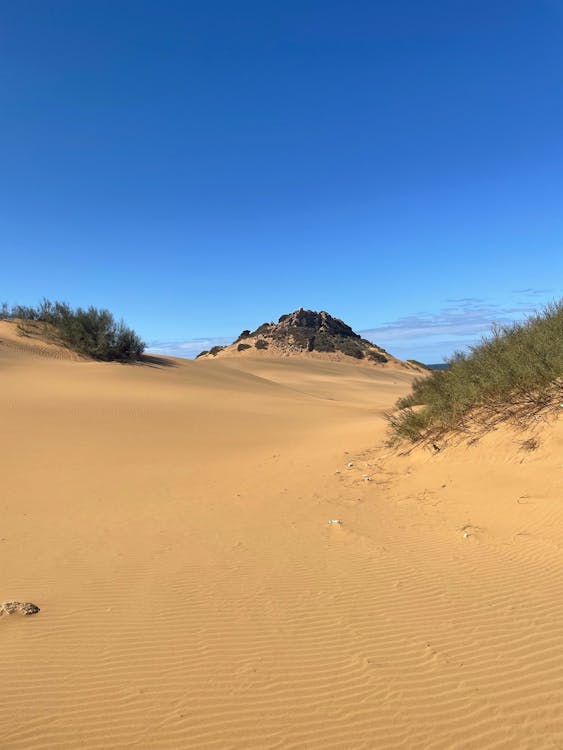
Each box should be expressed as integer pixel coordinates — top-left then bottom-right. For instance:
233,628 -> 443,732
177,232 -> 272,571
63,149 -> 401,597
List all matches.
233,308 -> 393,362
197,308 -> 407,365
276,309 -> 356,337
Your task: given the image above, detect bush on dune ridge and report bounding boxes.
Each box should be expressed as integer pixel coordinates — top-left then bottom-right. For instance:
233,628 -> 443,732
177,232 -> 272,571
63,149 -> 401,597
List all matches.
0,299 -> 145,362
388,300 -> 563,443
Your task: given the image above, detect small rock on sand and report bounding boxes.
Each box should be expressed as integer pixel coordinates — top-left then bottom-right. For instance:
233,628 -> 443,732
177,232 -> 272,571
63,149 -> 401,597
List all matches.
1,601 -> 40,616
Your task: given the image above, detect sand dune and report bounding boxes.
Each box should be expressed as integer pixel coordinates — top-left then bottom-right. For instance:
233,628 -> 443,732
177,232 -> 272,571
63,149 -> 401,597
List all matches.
1,325 -> 562,748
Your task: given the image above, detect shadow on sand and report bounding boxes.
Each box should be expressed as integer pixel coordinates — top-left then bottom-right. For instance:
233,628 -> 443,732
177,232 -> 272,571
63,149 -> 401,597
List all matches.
137,354 -> 178,368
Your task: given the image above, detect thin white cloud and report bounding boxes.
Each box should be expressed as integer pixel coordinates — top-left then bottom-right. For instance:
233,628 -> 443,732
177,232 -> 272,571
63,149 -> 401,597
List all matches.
511,288 -> 553,296
360,295 -> 558,361
146,336 -> 235,358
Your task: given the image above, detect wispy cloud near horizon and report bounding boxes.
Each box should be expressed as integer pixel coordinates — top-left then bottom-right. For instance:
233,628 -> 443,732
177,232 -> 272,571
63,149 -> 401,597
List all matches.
146,337 -> 235,359
360,293 -> 557,361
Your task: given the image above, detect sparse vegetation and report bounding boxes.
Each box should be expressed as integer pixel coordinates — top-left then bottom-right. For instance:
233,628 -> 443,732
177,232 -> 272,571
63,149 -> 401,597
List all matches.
255,339 -> 269,350
250,323 -> 271,337
209,346 -> 225,356
334,337 -> 364,358
1,299 -> 145,361
237,343 -> 251,351
234,329 -> 251,344
388,300 -> 563,444
367,350 -> 388,363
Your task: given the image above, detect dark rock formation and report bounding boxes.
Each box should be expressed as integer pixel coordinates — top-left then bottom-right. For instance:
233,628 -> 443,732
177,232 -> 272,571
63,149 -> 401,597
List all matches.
239,308 -> 390,362
196,308 -> 408,364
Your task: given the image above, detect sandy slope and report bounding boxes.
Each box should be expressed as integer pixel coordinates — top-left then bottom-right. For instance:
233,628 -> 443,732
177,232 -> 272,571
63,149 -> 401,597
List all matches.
1,324 -> 562,749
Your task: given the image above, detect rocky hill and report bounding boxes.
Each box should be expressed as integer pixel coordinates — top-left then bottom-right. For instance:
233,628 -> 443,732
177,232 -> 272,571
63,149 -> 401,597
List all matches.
196,308 -> 420,368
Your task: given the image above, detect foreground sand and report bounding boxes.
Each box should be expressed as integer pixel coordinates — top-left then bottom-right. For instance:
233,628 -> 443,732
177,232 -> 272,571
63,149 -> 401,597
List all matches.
1,325 -> 562,749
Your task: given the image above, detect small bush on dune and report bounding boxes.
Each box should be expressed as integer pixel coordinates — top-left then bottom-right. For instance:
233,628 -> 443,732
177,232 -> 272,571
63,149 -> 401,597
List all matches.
2,299 -> 145,361
234,329 -> 251,344
335,337 -> 364,358
255,339 -> 269,350
250,323 -> 271,337
367,350 -> 388,364
388,300 -> 563,443
237,343 -> 251,351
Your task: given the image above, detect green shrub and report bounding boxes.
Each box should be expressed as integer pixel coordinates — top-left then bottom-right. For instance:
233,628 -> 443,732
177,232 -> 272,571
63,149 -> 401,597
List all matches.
388,300 -> 563,443
333,336 -> 364,358
196,350 -> 209,358
209,346 -> 225,356
368,350 -> 388,363
237,343 -> 251,351
234,329 -> 251,343
255,339 -> 269,350
4,298 -> 144,361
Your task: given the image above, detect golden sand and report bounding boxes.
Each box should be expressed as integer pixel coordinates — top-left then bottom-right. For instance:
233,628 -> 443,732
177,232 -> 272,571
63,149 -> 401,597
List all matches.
1,320 -> 562,749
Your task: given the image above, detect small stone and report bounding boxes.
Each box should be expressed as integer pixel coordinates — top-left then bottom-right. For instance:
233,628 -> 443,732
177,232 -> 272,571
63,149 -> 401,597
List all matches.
347,462 -> 354,468
1,601 -> 40,616
19,602 -> 40,616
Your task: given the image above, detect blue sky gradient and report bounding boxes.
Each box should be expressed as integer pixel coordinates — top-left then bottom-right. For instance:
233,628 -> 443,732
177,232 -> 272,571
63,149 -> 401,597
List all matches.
2,1 -> 562,361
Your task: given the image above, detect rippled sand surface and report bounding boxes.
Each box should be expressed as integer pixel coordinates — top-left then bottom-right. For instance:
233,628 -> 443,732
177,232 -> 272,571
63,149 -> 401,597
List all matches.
1,320 -> 562,749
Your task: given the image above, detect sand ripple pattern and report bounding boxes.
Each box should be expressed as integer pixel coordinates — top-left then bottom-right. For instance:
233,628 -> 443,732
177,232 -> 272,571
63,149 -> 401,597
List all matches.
1,351 -> 562,749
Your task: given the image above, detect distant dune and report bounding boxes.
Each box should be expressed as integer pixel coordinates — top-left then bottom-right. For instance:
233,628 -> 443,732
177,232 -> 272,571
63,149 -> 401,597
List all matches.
196,307 -> 424,371
1,320 -> 562,749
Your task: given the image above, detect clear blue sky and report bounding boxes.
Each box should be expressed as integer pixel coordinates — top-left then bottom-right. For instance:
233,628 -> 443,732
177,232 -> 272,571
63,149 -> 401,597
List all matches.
2,1 -> 562,361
